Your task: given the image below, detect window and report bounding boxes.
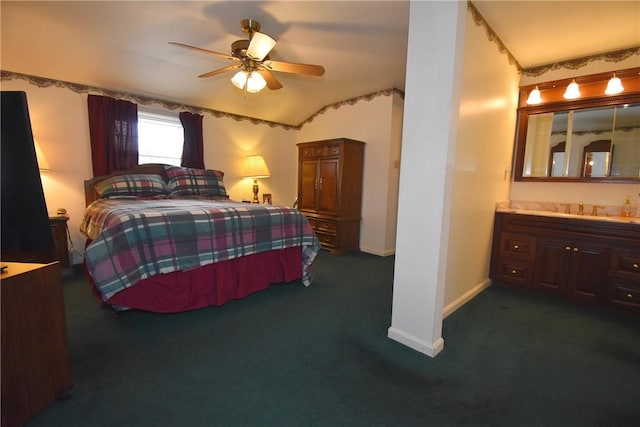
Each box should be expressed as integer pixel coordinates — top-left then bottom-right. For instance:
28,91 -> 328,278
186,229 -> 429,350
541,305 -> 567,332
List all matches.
138,109 -> 183,166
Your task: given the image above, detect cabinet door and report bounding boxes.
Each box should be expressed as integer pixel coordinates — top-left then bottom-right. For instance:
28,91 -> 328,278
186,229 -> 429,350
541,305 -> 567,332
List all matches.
534,238 -> 571,293
317,158 -> 339,215
299,160 -> 318,211
566,241 -> 610,302
536,237 -> 610,301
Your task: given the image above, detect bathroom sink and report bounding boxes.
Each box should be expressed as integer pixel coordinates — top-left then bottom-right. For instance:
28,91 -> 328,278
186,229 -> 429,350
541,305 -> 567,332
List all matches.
497,207 -> 639,224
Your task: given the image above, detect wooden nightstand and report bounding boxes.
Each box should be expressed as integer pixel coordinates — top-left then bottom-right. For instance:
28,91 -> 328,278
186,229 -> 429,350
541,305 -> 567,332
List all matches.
1,216 -> 71,273
49,216 -> 70,271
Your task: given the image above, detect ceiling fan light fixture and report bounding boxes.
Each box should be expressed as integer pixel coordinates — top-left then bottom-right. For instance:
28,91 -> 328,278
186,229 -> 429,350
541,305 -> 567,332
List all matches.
526,86 -> 542,105
563,79 -> 580,99
231,70 -> 267,93
605,74 -> 624,95
246,71 -> 267,93
247,32 -> 276,61
231,70 -> 248,89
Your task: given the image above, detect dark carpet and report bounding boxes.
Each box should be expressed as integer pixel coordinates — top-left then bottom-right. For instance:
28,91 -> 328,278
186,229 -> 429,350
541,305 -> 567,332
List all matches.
28,251 -> 640,427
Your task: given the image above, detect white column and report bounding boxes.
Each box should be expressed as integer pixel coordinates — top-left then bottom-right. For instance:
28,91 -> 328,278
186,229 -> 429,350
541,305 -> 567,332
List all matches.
388,0 -> 466,357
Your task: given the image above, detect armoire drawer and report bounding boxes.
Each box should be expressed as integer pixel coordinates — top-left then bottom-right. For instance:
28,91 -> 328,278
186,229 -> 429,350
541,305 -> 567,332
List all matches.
315,219 -> 337,234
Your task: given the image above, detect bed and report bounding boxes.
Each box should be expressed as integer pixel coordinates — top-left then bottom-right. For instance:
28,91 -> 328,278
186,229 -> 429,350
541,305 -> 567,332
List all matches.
81,163 -> 320,313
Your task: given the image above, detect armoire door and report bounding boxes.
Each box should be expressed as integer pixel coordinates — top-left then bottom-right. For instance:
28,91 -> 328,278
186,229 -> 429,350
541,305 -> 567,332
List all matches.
299,160 -> 318,211
317,158 -> 339,215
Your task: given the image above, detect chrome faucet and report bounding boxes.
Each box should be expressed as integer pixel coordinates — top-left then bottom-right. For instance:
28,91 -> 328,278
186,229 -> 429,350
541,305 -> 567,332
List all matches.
591,205 -> 605,216
578,202 -> 584,215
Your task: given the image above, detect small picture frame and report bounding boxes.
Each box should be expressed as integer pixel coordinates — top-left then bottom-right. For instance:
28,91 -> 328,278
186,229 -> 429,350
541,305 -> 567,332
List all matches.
262,193 -> 272,205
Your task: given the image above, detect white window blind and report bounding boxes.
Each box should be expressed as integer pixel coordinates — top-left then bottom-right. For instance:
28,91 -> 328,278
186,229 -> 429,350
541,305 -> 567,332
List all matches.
138,109 -> 183,166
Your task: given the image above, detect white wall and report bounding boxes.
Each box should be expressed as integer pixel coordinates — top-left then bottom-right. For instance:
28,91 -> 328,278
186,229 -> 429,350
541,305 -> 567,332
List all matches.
443,6 -> 520,315
296,92 -> 403,256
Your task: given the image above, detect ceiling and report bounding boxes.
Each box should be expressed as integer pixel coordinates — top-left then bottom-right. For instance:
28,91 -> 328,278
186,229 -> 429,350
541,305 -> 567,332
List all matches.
2,1 -> 638,126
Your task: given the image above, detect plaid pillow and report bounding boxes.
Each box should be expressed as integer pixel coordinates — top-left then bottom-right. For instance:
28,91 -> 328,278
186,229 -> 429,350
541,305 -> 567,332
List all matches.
165,166 -> 227,197
96,174 -> 169,198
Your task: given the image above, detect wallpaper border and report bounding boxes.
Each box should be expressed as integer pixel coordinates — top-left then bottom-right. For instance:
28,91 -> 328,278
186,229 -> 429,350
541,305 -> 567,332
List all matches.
0,69 -> 403,131
467,1 -> 640,77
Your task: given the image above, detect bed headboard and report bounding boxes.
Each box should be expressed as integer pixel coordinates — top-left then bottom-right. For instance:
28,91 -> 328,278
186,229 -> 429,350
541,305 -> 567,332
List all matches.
84,163 -> 170,206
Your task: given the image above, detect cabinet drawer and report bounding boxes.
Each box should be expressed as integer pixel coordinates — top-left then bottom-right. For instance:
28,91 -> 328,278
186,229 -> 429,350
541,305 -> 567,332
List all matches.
300,144 -> 342,159
326,144 -> 341,156
315,220 -> 337,234
495,258 -> 533,287
610,249 -> 640,280
316,232 -> 336,247
301,146 -> 326,158
499,233 -> 536,261
609,281 -> 640,309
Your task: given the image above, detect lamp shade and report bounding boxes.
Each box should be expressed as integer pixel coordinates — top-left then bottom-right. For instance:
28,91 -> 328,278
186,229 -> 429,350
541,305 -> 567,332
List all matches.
243,155 -> 270,178
605,75 -> 624,95
231,71 -> 248,90
247,32 -> 276,61
231,70 -> 267,93
34,139 -> 50,171
526,86 -> 542,105
563,79 -> 580,99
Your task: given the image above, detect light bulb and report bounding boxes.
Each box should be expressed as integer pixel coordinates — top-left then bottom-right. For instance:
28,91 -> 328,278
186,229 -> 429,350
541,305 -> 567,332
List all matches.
526,86 -> 542,105
245,72 -> 267,93
563,80 -> 580,99
231,71 -> 248,90
605,75 -> 624,95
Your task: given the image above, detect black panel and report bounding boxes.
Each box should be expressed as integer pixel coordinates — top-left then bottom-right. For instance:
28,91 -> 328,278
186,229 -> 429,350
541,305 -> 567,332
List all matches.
1,91 -> 54,254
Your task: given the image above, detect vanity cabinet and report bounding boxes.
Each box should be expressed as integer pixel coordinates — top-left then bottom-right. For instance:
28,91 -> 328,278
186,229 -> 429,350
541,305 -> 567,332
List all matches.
490,212 -> 640,312
535,237 -> 611,302
493,232 -> 536,287
297,138 -> 365,255
608,248 -> 640,309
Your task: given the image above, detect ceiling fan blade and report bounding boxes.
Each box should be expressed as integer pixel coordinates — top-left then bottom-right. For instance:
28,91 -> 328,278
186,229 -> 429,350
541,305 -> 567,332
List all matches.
246,32 -> 276,61
262,60 -> 325,76
256,68 -> 283,90
198,64 -> 242,78
169,42 -> 237,61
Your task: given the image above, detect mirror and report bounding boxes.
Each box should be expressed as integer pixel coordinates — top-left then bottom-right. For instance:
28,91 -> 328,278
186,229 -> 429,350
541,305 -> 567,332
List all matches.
581,140 -> 612,177
514,71 -> 640,183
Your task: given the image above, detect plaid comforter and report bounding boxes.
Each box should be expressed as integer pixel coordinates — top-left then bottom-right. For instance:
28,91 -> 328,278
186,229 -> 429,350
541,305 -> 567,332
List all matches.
81,198 -> 320,301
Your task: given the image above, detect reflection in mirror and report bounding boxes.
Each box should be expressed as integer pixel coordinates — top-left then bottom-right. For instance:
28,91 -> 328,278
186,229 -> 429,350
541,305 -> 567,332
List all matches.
549,141 -> 565,177
582,140 -> 612,177
520,103 -> 640,180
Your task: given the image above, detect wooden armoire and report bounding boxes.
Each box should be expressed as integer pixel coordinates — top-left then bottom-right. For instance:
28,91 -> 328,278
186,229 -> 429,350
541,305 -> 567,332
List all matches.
297,138 -> 365,255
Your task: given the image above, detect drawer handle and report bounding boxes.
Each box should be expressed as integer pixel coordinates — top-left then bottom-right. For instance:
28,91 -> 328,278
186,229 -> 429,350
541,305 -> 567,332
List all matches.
565,246 -> 571,251
513,244 -> 519,249
511,270 -> 517,275
627,293 -> 633,299
633,263 -> 639,269
573,247 -> 579,252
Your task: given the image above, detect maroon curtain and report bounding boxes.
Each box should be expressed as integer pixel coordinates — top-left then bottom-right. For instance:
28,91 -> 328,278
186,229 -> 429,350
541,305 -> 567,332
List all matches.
179,112 -> 204,169
87,94 -> 138,177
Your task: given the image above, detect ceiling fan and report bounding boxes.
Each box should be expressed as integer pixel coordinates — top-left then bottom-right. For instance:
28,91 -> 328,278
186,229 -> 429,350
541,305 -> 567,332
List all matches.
169,19 -> 325,93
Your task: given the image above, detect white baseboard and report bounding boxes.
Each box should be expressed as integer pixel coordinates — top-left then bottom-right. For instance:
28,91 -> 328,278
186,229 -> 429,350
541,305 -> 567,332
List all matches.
443,278 -> 492,318
387,327 -> 444,357
359,246 -> 395,257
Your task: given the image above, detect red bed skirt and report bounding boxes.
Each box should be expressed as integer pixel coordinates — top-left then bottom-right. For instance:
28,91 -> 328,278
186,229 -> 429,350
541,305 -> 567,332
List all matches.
89,247 -> 303,313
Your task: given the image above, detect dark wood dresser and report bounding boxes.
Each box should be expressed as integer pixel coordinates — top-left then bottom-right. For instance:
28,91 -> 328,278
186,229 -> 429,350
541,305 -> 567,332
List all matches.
297,138 -> 365,255
1,261 -> 72,427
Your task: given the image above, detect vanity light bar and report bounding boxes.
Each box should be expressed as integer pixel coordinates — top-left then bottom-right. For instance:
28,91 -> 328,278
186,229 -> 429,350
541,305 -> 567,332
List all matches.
522,67 -> 640,106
